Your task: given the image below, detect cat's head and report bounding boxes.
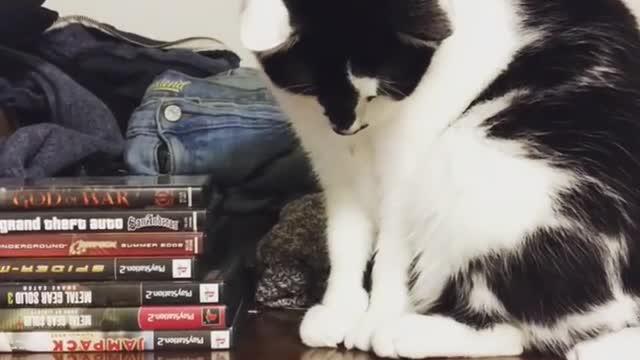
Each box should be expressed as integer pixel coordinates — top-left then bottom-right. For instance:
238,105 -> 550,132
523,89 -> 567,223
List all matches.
240,0 -> 452,135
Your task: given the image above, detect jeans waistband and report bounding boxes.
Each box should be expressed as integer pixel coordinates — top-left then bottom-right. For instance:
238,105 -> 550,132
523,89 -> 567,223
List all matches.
128,69 -> 287,132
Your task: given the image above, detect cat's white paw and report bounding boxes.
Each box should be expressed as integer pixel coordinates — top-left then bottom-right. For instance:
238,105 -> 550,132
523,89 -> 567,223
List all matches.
379,314 -> 461,359
300,305 -> 351,348
566,328 -> 640,360
391,316 -> 453,359
371,320 -> 401,359
301,349 -> 372,360
344,311 -> 393,353
374,314 -> 524,359
565,346 -> 585,360
566,341 -> 608,360
299,290 -> 369,348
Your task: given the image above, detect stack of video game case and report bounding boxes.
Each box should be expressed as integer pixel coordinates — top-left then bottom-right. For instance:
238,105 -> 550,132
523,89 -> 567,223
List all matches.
0,175 -> 247,353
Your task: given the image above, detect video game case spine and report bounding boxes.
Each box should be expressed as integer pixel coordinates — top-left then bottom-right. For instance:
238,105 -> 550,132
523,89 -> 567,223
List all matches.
0,328 -> 235,352
0,305 -> 230,332
0,233 -> 204,257
0,210 -> 206,235
0,352 -> 233,360
0,281 -> 229,308
0,257 -> 197,282
0,186 -> 205,211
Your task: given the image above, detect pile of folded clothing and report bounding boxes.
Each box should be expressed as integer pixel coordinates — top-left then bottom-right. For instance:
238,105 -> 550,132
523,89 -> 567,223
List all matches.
0,1 -> 316,202
0,0 -> 239,178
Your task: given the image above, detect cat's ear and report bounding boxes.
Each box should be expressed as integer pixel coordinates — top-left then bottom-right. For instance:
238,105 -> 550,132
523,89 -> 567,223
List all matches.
240,0 -> 293,52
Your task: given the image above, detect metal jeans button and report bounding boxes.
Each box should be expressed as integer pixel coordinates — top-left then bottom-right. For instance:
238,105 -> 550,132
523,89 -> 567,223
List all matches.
164,105 -> 182,122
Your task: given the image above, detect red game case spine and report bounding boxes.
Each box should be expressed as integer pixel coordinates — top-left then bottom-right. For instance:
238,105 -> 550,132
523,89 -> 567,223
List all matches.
0,233 -> 204,257
0,305 -> 229,332
0,329 -> 235,352
0,300 -> 247,352
0,352 -> 233,360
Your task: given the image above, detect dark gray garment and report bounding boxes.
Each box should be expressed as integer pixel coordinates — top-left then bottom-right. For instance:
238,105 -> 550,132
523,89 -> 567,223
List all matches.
256,193 -> 330,309
0,46 -> 124,178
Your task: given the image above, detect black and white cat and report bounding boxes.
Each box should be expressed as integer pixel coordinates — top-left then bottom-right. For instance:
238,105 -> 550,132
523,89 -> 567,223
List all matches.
240,0 -> 640,359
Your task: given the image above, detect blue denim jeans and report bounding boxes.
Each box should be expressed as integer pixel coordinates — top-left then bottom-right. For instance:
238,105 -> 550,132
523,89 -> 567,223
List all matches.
126,68 -> 306,187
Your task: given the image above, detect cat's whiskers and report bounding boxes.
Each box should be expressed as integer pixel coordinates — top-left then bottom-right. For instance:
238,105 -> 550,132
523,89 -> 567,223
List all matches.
378,78 -> 407,98
377,87 -> 392,98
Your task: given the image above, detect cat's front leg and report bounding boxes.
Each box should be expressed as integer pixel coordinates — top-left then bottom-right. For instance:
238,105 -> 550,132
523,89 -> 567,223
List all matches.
299,190 -> 374,348
344,220 -> 413,358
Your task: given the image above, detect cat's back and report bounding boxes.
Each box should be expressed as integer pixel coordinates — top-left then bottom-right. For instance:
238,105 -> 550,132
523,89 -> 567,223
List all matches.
475,0 -> 640,209
445,0 -> 640,251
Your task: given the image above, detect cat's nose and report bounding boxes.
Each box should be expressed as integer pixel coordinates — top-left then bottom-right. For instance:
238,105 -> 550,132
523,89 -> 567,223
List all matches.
331,119 -> 369,136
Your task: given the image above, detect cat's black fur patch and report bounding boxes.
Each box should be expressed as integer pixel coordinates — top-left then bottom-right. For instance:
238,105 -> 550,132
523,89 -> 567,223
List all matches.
429,229 -> 614,325
429,275 -> 507,330
486,229 -> 614,325
259,0 -> 450,132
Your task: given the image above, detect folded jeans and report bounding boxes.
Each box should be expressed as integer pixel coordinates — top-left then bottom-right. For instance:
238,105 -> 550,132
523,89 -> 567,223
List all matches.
126,68 -> 302,186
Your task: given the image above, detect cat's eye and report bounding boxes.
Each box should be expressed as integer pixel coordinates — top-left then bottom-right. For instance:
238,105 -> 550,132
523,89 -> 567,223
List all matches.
366,96 -> 377,102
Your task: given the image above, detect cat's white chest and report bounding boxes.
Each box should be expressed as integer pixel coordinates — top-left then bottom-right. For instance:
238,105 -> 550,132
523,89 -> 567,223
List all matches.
375,109 -> 572,249
415,125 -> 567,245
366,101 -> 576,307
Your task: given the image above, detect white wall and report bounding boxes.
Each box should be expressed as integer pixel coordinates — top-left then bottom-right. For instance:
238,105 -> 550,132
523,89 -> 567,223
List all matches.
43,0 -> 640,68
43,0 -> 258,67
626,0 -> 640,18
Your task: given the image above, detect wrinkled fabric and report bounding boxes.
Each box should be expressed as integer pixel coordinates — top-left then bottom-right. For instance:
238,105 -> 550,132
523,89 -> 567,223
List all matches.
255,193 -> 329,309
37,18 -> 240,130
0,0 -> 57,49
0,8 -> 244,179
0,124 -> 123,179
0,46 -> 124,178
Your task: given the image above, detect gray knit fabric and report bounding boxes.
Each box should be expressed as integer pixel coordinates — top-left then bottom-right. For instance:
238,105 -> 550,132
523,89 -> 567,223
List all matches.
256,193 -> 330,309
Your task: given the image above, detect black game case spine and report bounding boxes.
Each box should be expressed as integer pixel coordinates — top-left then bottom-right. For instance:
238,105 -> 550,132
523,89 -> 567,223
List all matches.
0,186 -> 205,211
0,257 -> 197,282
0,210 -> 206,235
0,281 -> 231,308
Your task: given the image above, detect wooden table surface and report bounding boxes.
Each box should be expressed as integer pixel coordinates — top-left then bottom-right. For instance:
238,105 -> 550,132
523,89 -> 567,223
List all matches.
231,310 -> 559,360
0,311 -> 560,360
